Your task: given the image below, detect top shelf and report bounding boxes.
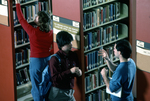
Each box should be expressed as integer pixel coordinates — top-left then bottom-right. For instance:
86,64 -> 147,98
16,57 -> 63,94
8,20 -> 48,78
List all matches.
83,0 -> 117,11
13,0 -> 38,8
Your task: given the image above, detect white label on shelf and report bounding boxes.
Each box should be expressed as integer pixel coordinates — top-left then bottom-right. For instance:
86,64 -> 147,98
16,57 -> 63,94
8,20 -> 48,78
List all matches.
0,5 -> 8,16
53,16 -> 59,22
53,28 -> 80,41
72,21 -> 79,28
136,40 -> 144,48
2,0 -> 7,5
136,46 -> 150,56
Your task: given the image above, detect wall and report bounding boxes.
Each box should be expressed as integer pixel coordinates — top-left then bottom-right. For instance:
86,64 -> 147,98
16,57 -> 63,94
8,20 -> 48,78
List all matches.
136,0 -> 150,101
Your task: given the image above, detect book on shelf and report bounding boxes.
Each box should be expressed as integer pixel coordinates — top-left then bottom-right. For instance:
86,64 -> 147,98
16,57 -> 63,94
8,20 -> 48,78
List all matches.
85,74 -> 92,92
115,2 -> 120,19
88,32 -> 92,50
84,34 -> 88,51
86,89 -> 109,101
109,4 -> 113,21
15,48 -> 30,67
100,6 -> 104,24
16,67 -> 30,86
13,10 -> 18,26
38,1 -> 49,12
16,72 -> 23,85
115,23 -> 118,39
83,12 -> 87,30
14,28 -> 29,47
84,54 -> 88,71
93,70 -> 99,88
23,67 -> 30,82
19,68 -> 28,83
85,71 -> 99,92
92,32 -> 97,48
96,29 -> 100,46
96,8 -> 100,26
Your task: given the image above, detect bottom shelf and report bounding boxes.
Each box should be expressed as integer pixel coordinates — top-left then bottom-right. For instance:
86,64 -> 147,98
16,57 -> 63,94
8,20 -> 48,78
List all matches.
17,81 -> 32,98
17,93 -> 33,101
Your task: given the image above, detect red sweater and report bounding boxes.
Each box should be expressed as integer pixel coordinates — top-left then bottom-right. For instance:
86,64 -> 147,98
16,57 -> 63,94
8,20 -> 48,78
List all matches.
16,4 -> 53,58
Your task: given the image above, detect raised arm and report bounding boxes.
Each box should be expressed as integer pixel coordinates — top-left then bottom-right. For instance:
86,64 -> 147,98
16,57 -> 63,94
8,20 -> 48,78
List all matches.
98,49 -> 117,73
15,0 -> 34,35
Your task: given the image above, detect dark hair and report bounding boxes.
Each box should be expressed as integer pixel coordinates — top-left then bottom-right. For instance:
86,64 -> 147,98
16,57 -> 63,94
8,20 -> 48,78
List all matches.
38,11 -> 51,33
116,39 -> 132,59
56,31 -> 73,50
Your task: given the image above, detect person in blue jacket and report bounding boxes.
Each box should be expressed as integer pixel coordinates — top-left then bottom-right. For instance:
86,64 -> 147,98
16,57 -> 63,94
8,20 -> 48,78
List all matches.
99,39 -> 136,101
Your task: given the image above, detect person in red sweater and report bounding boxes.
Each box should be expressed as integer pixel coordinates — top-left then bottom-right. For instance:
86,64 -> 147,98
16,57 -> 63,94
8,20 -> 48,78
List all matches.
15,0 -> 53,101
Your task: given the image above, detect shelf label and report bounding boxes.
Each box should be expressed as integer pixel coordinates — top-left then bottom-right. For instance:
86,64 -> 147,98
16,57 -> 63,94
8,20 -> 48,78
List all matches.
136,40 -> 144,48
72,21 -> 79,28
136,46 -> 150,56
53,16 -> 59,22
0,1 -> 9,26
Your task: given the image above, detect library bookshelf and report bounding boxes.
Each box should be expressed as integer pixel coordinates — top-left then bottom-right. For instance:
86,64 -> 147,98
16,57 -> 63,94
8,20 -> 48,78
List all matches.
0,0 -> 52,101
52,0 -> 135,101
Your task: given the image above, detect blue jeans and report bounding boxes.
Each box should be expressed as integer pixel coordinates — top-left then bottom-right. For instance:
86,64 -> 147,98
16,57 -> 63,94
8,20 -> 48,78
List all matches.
29,56 -> 51,101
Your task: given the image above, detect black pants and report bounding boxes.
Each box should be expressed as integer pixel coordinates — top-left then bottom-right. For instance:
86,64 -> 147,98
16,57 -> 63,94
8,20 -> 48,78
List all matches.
48,87 -> 75,101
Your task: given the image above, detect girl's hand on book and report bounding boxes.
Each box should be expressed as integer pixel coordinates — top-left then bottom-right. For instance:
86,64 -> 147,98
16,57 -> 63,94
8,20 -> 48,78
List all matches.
15,0 -> 20,4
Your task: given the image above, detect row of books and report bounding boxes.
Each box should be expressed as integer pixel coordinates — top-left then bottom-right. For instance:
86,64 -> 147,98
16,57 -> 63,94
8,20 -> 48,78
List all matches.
16,67 -> 30,86
86,89 -> 110,101
85,68 -> 112,92
84,23 -> 119,51
83,0 -> 113,9
85,46 -> 115,71
13,1 -> 49,26
85,49 -> 103,71
14,29 -> 29,46
85,70 -> 102,92
83,2 -> 120,30
15,48 -> 30,67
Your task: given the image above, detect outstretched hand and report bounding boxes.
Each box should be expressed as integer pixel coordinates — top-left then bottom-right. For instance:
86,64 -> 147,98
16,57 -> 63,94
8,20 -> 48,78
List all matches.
98,49 -> 109,60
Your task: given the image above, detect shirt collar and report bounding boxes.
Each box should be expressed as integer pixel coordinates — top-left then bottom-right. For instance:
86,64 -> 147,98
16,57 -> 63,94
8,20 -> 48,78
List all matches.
59,50 -> 71,57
